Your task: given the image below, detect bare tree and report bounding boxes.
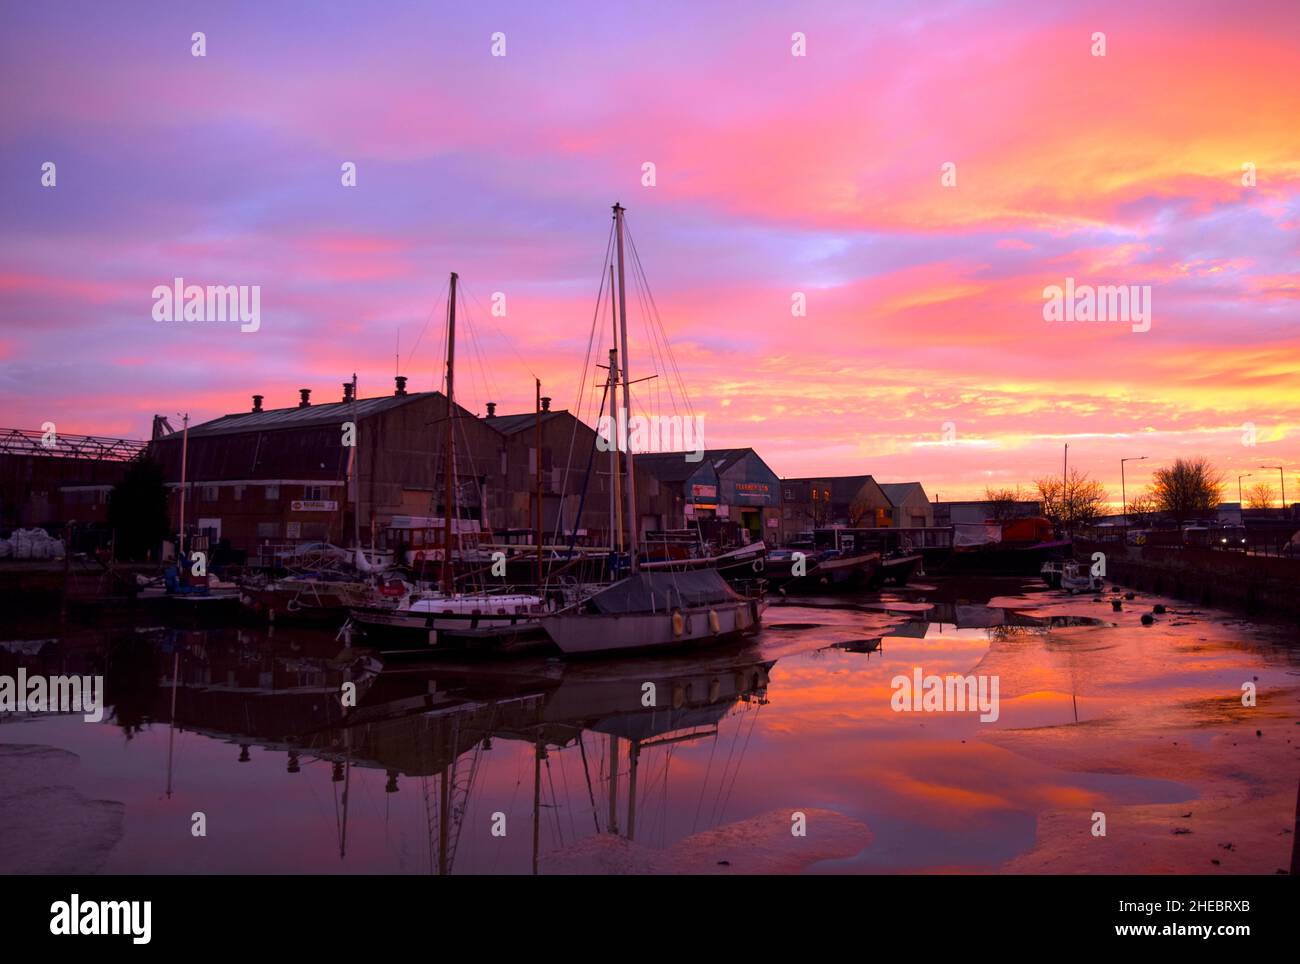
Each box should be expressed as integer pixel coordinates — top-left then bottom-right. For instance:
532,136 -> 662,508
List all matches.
1151,457 -> 1224,522
1034,469 -> 1108,534
1245,481 -> 1276,510
1127,489 -> 1158,526
983,485 -> 1023,521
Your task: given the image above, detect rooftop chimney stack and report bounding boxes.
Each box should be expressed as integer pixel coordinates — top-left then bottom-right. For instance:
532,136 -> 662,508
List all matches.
252,395 -> 264,413
541,396 -> 552,412
394,375 -> 407,396
342,382 -> 354,403
485,401 -> 497,417
298,388 -> 312,408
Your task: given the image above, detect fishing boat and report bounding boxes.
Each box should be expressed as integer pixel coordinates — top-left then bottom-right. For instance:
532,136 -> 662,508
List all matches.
1040,559 -> 1064,589
539,204 -> 764,656
761,544 -> 879,592
1059,559 -> 1104,594
871,548 -> 923,587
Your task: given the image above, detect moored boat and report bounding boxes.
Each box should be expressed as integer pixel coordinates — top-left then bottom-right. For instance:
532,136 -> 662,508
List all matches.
539,569 -> 763,656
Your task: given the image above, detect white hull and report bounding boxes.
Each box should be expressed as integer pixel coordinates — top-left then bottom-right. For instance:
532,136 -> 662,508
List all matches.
540,598 -> 764,655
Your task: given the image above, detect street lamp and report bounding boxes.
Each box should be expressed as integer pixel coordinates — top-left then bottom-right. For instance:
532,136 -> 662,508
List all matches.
1238,473 -> 1252,506
1260,465 -> 1285,512
1121,456 -> 1147,545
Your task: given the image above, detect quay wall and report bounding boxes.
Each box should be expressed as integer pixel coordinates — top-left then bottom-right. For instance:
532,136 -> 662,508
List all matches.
1074,540 -> 1300,619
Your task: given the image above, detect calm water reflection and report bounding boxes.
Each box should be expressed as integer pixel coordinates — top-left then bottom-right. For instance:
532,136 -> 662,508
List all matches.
2,577 -> 1296,874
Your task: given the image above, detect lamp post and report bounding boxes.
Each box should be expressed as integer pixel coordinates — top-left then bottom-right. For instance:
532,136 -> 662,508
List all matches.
1260,465 -> 1285,513
1237,473 -> 1252,507
1121,456 -> 1147,545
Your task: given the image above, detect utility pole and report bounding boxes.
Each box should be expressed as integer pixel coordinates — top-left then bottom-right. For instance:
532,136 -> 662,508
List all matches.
1121,456 -> 1147,545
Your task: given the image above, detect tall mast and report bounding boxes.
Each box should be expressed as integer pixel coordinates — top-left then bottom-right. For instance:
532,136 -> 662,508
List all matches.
442,272 -> 459,595
350,373 -> 360,554
535,378 -> 543,586
613,203 -> 639,573
177,412 -> 189,563
608,262 -> 623,554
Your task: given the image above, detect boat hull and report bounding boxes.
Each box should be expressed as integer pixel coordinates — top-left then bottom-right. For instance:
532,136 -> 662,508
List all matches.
348,605 -> 545,651
540,598 -> 764,656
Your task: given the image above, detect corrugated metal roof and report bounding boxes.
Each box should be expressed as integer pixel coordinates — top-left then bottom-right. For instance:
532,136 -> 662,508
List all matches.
635,448 -> 754,483
483,410 -> 572,436
181,392 -> 440,438
879,481 -> 927,506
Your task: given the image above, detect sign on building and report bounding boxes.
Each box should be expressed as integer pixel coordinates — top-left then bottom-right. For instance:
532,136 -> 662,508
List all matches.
291,500 -> 339,512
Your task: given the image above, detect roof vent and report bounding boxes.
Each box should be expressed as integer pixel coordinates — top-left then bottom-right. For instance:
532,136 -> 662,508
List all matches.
252,395 -> 264,413
298,389 -> 312,408
485,401 -> 497,417
342,382 -> 355,403
541,396 -> 552,412
394,376 -> 408,396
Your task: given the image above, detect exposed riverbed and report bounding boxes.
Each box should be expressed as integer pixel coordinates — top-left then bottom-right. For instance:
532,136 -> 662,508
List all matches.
2,576 -> 1296,874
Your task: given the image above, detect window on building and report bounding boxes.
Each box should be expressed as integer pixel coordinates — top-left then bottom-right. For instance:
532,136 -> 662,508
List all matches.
233,485 -> 245,502
203,486 -> 219,501
257,522 -> 280,540
303,485 -> 325,501
265,485 -> 279,500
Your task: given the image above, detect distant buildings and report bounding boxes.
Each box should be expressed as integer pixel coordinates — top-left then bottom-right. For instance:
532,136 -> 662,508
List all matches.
3,384 -> 955,558
934,499 -> 1042,526
780,475 -> 891,531
0,429 -> 143,531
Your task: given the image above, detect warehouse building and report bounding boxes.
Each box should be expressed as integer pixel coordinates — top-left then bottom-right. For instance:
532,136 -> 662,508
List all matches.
635,448 -> 782,544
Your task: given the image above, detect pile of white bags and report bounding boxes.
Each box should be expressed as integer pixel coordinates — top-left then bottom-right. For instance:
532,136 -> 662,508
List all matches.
0,528 -> 66,560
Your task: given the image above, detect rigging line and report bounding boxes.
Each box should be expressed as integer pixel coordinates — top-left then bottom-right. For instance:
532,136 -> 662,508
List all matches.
544,751 -> 563,849
691,721 -> 721,834
457,280 -> 505,405
461,276 -> 539,383
629,226 -> 694,421
626,223 -> 695,418
556,743 -> 578,843
404,284 -> 448,376
628,244 -> 672,419
576,732 -> 601,833
708,707 -> 747,828
717,701 -> 763,825
662,745 -> 673,847
459,283 -> 497,405
455,286 -> 491,416
550,223 -> 615,551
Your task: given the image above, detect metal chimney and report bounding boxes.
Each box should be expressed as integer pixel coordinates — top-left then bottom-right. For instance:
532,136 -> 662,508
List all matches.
298,389 -> 312,408
251,395 -> 264,413
342,382 -> 354,402
485,401 -> 497,417
394,376 -> 408,396
541,396 -> 552,412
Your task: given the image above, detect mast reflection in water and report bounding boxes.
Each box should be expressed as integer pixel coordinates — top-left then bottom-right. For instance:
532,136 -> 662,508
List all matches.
124,626 -> 774,874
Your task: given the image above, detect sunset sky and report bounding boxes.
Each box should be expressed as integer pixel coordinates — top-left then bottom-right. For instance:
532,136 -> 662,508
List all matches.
2,0 -> 1297,502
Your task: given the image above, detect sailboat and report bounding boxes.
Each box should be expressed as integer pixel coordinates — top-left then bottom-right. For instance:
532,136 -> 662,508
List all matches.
349,272 -> 547,651
539,204 -> 765,656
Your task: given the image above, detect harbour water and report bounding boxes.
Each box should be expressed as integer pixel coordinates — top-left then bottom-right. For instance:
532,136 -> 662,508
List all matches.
2,576 -> 1296,875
